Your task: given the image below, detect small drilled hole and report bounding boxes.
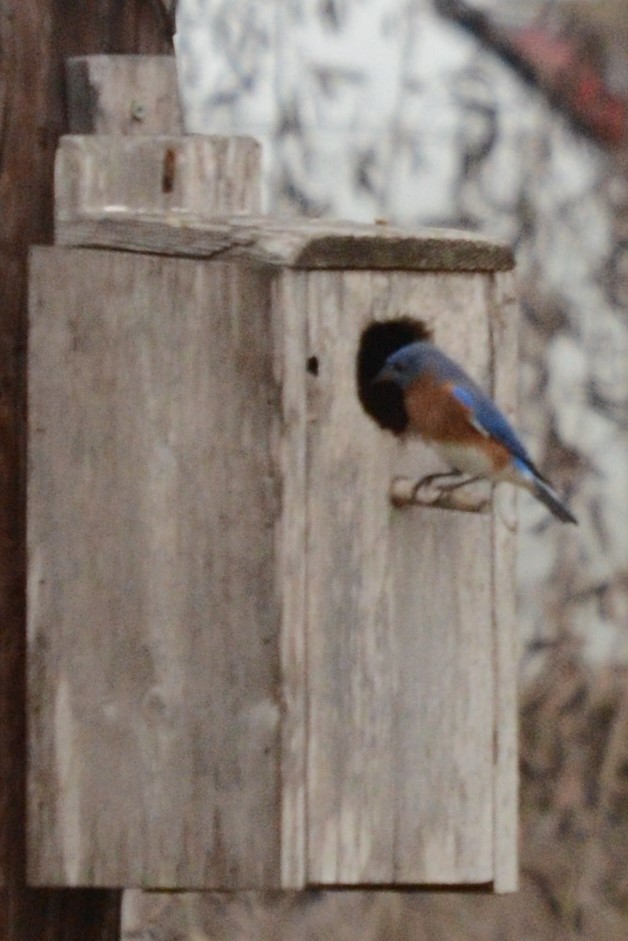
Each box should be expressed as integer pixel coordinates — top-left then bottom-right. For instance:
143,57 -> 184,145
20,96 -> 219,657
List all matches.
162,148 -> 176,194
307,355 -> 319,376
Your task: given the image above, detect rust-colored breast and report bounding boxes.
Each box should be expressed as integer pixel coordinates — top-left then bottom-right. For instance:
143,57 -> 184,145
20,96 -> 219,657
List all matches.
404,374 -> 475,442
404,374 -> 512,472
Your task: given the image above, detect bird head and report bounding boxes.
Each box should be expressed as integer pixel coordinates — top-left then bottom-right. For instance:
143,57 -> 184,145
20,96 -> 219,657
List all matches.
372,342 -> 429,390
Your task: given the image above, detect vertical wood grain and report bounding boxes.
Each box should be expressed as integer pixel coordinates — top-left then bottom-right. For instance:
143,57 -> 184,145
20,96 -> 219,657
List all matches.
391,273 -> 496,885
29,245 -> 518,893
304,270 -> 397,884
28,249 -> 282,888
272,273 -> 309,888
1,1 -> 172,936
489,270 -> 520,892
66,56 -> 182,134
55,135 -> 262,220
304,270 -> 496,885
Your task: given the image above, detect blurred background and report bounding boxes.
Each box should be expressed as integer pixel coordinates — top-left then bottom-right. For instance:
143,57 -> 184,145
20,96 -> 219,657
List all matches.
126,1 -> 628,937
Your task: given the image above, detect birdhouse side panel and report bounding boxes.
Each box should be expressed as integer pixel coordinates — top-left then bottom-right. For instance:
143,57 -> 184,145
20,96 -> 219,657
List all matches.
28,248 -> 283,888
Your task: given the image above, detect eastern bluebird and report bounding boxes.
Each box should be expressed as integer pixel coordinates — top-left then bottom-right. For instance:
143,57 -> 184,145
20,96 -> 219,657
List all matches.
374,341 -> 577,524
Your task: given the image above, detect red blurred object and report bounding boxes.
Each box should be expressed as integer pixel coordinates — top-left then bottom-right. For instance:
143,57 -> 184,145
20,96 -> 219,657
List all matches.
510,25 -> 626,146
436,0 -> 628,147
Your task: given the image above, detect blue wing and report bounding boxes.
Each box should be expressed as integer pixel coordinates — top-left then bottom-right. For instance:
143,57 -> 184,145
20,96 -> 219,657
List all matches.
451,384 -> 531,465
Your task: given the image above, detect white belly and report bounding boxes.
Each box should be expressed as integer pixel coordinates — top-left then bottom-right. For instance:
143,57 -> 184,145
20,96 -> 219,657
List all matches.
431,440 -> 497,478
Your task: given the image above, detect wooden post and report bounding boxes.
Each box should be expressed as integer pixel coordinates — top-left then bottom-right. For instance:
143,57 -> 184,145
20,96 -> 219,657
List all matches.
55,135 -> 261,221
29,50 -> 263,896
65,55 -> 183,135
0,6 -> 172,938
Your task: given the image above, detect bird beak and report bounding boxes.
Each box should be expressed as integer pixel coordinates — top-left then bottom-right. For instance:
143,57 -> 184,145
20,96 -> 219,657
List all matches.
372,363 -> 395,385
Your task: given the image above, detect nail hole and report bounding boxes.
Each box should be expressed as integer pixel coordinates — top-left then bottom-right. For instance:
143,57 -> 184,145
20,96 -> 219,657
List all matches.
356,317 -> 432,432
162,148 -> 176,194
307,355 -> 319,376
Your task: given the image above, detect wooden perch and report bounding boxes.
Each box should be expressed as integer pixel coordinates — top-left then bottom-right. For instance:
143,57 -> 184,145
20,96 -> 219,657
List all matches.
390,475 -> 491,514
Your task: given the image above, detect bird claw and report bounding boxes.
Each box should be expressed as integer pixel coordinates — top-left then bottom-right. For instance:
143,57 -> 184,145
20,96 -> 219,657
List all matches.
390,475 -> 491,515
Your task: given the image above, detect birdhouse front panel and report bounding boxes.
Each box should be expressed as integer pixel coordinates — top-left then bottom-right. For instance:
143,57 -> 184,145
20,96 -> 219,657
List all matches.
28,217 -> 518,892
290,268 -> 499,885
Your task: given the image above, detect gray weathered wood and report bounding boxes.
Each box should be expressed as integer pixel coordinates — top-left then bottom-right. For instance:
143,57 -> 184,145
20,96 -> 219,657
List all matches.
302,270 -> 496,884
3,6 -> 172,937
66,56 -> 183,134
55,211 -> 515,271
489,271 -> 520,893
270,274 -> 309,890
28,221 -> 518,891
55,136 -> 262,219
28,247 -> 283,888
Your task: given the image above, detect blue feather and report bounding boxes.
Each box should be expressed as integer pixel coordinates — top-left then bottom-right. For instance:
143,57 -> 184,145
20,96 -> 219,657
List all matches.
451,384 -> 531,465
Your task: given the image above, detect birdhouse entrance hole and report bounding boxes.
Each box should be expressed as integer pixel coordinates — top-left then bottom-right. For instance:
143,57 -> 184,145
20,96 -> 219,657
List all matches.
356,317 -> 431,432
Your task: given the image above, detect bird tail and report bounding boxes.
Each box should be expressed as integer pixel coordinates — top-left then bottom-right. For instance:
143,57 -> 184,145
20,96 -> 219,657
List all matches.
512,457 -> 577,524
531,474 -> 577,525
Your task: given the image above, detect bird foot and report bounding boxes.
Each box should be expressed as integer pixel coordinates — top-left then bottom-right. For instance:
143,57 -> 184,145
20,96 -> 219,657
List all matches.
390,475 -> 491,515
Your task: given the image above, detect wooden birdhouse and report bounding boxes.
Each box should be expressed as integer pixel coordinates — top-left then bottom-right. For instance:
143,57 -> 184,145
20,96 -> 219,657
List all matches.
27,58 -> 518,895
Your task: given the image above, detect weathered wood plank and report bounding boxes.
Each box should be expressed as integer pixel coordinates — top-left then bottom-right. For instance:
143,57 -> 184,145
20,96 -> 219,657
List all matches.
303,269 -> 397,883
303,270 -> 496,884
489,271 -> 520,892
66,56 -> 182,134
271,275 -> 309,889
55,211 -> 515,271
28,248 -> 282,888
55,135 -> 262,219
